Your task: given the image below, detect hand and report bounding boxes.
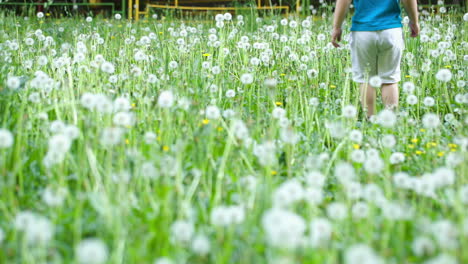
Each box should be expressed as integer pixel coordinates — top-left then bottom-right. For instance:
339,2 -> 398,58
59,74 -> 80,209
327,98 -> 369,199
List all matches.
409,21 -> 420,37
331,27 -> 342,48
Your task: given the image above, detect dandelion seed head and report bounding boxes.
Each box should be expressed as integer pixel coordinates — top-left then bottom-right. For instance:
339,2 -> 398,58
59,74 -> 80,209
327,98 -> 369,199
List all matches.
0,129 -> 14,148
76,238 -> 108,264
435,69 -> 452,82
240,73 -> 254,85
369,76 -> 382,88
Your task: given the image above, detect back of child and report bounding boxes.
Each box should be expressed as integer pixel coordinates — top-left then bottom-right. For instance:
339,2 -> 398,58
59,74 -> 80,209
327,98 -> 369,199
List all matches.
331,0 -> 419,117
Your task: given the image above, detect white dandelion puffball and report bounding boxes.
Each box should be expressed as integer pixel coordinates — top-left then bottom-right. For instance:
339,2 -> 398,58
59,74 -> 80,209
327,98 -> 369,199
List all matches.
262,208 -> 306,249
50,120 -> 65,134
406,94 -> 418,105
14,212 -> 54,244
369,76 -> 382,88
37,12 -> 44,18
349,129 -> 363,144
364,156 -> 384,174
351,201 -> 370,219
424,254 -> 457,264
334,162 -> 356,184
86,16 -> 93,23
390,152 -> 405,164
170,220 -> 194,243
403,81 -> 415,94
115,14 -> 122,20
327,202 -> 348,220
100,61 -> 115,74
158,90 -> 175,108
48,134 -> 72,154
377,109 -> 397,128
351,149 -> 366,163
423,97 -> 435,107
225,89 -> 236,98
154,258 -> 173,264
42,187 -> 68,207
309,97 -> 320,107
100,127 -> 124,146
464,13 -> 468,21
24,216 -> 54,244
0,129 -> 14,148
422,113 -> 440,129
309,218 -> 332,247
381,134 -> 396,148
75,238 -> 108,264
342,105 -> 357,118
345,244 -> 384,264
240,73 -> 254,85
191,234 -> 211,255
6,76 -> 21,90
205,105 -> 221,119
435,69 -> 452,82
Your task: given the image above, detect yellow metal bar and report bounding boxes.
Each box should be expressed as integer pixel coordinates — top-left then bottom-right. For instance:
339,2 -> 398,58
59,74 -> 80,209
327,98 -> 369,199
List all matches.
175,0 -> 179,7
135,0 -> 139,21
147,4 -> 289,11
296,0 -> 300,14
148,4 -> 179,9
257,0 -> 261,8
128,0 -> 133,19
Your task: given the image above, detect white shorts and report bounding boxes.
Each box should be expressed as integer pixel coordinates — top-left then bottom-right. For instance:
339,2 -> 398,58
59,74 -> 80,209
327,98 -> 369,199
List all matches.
350,27 -> 404,84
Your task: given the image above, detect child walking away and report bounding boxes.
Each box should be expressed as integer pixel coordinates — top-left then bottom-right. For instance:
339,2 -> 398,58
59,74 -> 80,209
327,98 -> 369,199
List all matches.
331,0 -> 420,117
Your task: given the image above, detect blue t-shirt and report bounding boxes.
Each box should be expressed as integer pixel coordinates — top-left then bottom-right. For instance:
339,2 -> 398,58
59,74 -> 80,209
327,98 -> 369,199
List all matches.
351,0 -> 402,31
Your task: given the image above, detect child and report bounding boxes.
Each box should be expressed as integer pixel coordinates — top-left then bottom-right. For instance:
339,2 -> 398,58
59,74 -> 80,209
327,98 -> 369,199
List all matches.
331,0 -> 420,117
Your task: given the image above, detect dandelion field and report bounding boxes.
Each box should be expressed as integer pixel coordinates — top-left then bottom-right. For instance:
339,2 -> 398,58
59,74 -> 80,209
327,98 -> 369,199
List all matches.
0,4 -> 468,264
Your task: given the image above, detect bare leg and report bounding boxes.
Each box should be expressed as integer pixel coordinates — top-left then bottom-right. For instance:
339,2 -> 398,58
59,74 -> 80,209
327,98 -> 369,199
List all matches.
381,83 -> 399,110
360,83 -> 376,117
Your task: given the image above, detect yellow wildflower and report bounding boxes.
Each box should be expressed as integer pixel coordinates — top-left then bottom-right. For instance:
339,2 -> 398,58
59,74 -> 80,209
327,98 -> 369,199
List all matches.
353,144 -> 360,150
271,170 -> 277,176
275,102 -> 283,106
330,85 -> 336,88
202,119 -> 210,125
448,143 -> 458,149
408,144 -> 415,149
162,145 -> 170,151
411,138 -> 419,143
217,127 -> 223,132
125,139 -> 130,144
415,150 -> 423,155
202,53 -> 211,57
437,151 -> 445,157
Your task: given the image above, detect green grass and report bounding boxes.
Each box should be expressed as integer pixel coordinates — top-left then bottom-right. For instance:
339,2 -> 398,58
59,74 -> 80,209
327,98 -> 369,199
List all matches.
0,6 -> 467,264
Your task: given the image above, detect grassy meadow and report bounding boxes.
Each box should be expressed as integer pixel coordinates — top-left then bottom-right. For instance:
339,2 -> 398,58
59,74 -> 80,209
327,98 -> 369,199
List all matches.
0,3 -> 467,264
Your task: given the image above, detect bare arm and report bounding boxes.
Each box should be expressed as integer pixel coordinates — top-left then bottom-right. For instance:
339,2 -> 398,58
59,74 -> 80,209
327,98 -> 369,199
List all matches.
401,0 -> 420,37
401,0 -> 418,23
333,0 -> 353,30
331,0 -> 353,47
